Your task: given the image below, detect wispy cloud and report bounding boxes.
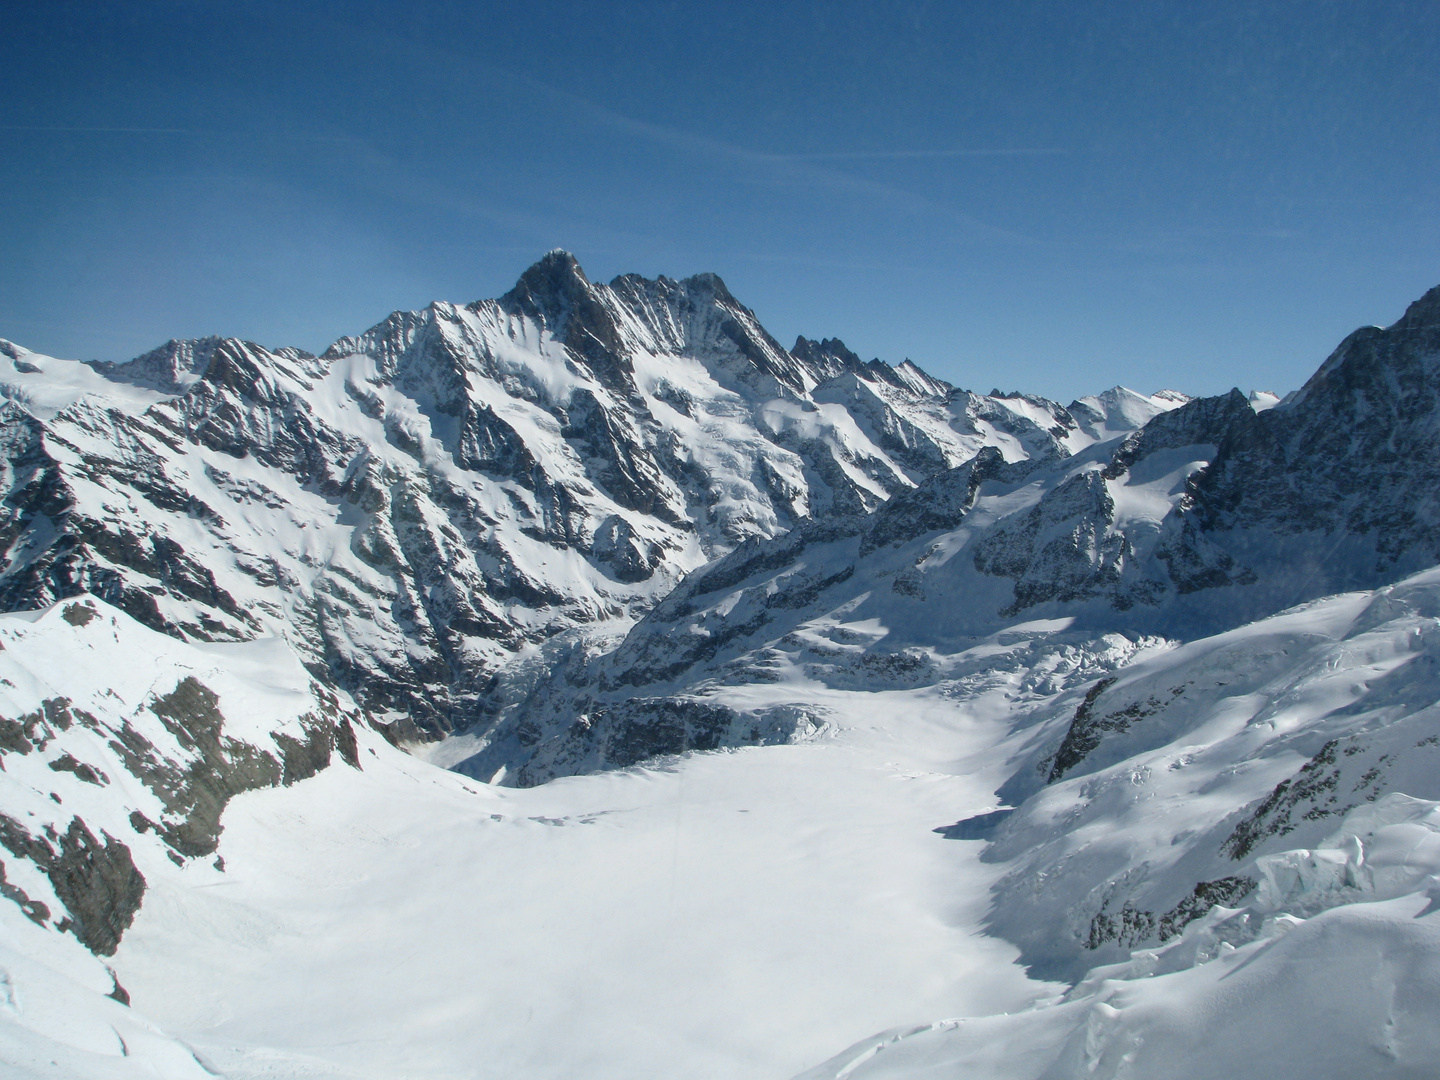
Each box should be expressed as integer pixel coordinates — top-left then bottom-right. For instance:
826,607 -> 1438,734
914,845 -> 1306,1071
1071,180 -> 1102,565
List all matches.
773,148 -> 1067,161
0,125 -> 193,134
0,126 -> 362,143
267,34 -> 1060,252
485,76 -> 1050,247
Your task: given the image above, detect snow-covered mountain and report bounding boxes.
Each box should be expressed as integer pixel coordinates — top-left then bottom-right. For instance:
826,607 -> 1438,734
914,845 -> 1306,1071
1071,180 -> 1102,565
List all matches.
0,252 -> 1174,744
466,284 -> 1440,786
0,593 -> 392,1078
4,261 -> 1440,1079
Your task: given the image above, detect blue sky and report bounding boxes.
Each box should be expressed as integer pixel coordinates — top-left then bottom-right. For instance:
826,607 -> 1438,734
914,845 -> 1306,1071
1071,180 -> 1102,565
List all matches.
3,1 -> 1438,401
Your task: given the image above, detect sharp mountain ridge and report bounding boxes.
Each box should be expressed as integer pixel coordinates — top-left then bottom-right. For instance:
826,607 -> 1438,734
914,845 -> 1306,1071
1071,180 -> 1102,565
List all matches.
0,252 -> 1177,743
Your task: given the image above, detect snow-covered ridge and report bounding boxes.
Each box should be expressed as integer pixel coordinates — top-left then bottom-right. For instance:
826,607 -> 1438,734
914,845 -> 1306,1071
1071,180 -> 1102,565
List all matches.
0,594 -> 408,1077
0,256 -> 1174,742
800,569 -> 1440,1079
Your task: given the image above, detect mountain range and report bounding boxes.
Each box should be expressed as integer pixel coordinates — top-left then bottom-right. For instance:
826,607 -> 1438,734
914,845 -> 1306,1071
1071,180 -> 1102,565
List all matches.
1,255 -> 1438,1079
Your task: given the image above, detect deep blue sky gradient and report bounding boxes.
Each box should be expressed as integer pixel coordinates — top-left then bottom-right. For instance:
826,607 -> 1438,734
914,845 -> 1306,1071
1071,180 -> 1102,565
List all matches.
4,1 -> 1439,400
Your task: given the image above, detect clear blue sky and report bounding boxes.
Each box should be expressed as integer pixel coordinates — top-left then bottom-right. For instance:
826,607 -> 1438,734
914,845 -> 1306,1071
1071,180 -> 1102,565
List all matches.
3,1 -> 1438,401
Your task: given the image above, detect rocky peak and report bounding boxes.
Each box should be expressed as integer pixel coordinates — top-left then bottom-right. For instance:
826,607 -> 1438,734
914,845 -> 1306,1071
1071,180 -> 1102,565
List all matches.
90,336 -> 226,395
605,267 -> 812,399
498,250 -> 633,392
890,359 -> 952,398
791,336 -> 865,382
503,249 -> 593,306
675,270 -> 736,305
89,336 -> 323,404
1393,282 -> 1440,333
1287,284 -> 1440,414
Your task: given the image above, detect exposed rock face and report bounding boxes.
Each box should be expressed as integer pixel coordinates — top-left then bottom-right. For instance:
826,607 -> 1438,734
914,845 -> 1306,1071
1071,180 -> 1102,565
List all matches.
1168,285 -> 1440,588
117,675 -> 339,858
507,698 -> 831,787
0,254 -> 1168,741
0,814 -> 145,955
0,595 -> 372,957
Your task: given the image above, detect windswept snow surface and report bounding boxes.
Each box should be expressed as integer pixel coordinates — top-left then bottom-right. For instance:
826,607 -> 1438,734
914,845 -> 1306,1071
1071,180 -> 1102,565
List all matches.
799,893 -> 1440,1080
126,756 -> 1011,1074
114,688 -> 1057,1079
799,567 -> 1440,1079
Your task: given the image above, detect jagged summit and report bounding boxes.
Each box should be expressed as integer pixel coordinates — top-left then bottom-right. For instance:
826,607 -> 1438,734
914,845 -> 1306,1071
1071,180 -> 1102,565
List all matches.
497,250 -> 633,390
499,249 -> 593,311
792,335 -> 862,370
89,335 -> 228,394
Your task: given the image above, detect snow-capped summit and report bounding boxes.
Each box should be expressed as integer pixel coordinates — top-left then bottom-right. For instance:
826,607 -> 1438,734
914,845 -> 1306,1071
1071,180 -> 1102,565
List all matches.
1068,385 -> 1188,443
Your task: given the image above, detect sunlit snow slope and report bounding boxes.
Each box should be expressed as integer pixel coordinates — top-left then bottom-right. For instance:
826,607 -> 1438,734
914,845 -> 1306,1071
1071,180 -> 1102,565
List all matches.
0,594 -> 1058,1079
803,572 -> 1440,1079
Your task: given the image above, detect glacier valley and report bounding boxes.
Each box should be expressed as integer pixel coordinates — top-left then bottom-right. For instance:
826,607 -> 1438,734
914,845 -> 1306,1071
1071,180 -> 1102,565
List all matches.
1,253 -> 1439,1078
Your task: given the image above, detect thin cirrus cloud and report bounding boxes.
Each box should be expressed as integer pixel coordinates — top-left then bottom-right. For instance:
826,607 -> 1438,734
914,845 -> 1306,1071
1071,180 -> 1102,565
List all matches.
0,126 -> 194,134
520,77 -> 1053,247
774,148 -> 1067,160
0,126 -> 364,144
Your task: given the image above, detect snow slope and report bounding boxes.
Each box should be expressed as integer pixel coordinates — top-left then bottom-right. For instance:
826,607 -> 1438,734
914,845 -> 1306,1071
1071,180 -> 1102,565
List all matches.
0,595 -> 379,1078
801,891 -> 1440,1080
986,567 -> 1440,977
794,571 -> 1440,1078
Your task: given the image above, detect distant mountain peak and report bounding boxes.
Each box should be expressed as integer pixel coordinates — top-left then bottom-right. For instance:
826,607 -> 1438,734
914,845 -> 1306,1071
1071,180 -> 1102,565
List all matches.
791,336 -> 866,382
89,335 -> 228,394
674,270 -> 736,302
498,250 -> 631,390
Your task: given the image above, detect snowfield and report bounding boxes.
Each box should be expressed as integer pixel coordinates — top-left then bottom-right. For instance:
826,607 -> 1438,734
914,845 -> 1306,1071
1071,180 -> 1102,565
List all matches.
0,597 -> 1054,1079
802,893 -> 1440,1080
6,575 -> 1440,1078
